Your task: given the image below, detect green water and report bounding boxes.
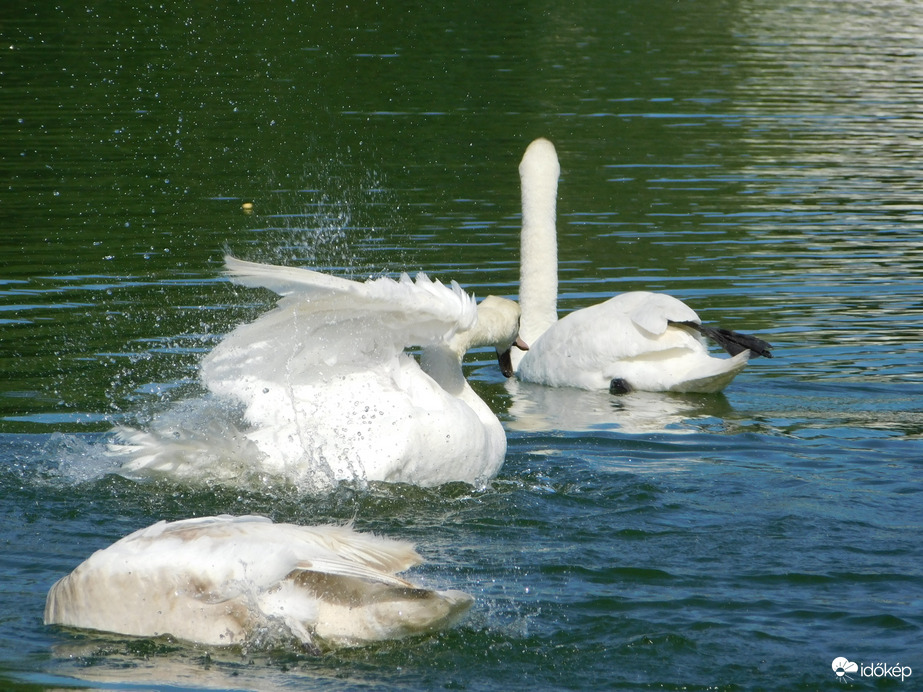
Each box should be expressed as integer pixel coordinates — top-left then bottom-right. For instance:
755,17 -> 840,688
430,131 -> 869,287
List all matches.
2,1 -> 922,689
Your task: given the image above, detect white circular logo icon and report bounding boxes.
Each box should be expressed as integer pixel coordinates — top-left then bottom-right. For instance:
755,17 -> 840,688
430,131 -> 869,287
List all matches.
832,657 -> 858,679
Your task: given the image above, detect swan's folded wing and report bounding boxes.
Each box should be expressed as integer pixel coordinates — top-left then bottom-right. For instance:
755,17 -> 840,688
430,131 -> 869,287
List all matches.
623,292 -> 701,336
280,523 -> 424,575
162,517 -> 424,574
172,520 -> 424,592
116,518 -> 423,599
292,556 -> 417,588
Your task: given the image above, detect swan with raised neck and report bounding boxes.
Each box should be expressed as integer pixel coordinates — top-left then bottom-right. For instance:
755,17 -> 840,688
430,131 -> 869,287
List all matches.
510,138 -> 772,393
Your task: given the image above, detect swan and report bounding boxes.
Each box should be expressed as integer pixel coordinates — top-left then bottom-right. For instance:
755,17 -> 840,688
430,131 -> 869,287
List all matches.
115,256 -> 526,489
510,137 -> 772,394
44,515 -> 472,649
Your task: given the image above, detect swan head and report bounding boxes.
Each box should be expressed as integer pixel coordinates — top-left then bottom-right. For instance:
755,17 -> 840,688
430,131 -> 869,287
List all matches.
519,137 -> 560,180
465,295 -> 529,378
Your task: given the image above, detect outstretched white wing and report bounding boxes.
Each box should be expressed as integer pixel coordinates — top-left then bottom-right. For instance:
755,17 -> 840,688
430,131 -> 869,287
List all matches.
202,256 -> 478,392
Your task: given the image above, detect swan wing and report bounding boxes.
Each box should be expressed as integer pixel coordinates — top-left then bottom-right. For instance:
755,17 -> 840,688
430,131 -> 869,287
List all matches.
619,291 -> 701,335
140,516 -> 422,589
44,517 -> 422,612
268,522 -> 424,585
225,255 -> 369,298
537,292 -> 703,358
203,257 -> 477,392
223,255 -> 476,341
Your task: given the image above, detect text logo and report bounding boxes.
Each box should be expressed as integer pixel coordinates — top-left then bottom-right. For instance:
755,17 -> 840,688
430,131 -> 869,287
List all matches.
832,657 -> 912,683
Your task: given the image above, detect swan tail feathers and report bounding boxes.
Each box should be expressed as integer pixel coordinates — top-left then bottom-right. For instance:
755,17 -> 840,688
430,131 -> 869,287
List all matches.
672,321 -> 773,359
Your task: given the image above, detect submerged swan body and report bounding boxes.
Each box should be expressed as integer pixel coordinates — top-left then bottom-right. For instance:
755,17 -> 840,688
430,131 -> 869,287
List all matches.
115,257 -> 524,489
512,138 -> 772,394
44,515 -> 472,648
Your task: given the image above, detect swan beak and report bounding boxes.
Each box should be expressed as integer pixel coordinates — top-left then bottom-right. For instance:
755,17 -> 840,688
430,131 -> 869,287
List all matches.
496,338 -> 529,378
497,349 -> 515,378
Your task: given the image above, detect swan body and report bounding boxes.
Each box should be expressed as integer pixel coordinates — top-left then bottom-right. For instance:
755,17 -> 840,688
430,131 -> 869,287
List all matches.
117,257 -> 523,489
512,138 -> 771,393
44,515 -> 472,648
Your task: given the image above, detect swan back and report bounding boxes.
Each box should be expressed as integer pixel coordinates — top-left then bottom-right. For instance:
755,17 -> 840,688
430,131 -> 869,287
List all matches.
517,138 -> 561,367
45,515 -> 473,648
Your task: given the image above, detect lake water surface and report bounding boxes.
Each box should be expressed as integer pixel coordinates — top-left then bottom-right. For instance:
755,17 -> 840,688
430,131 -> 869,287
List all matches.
2,1 -> 921,689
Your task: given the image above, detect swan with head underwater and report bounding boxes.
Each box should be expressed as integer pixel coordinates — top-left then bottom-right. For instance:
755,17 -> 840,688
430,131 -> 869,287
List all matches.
509,137 -> 772,394
45,514 -> 473,650
115,256 -> 527,490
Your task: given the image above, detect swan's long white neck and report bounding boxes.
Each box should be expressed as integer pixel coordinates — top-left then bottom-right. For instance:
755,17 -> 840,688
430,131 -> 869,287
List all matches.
420,343 -> 468,397
420,295 -> 521,399
517,138 -> 561,363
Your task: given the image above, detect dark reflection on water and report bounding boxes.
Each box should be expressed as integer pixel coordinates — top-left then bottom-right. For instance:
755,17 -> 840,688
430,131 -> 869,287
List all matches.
2,0 -> 923,689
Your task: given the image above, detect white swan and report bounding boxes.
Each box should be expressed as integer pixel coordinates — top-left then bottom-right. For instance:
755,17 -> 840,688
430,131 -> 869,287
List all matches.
115,256 -> 525,489
511,138 -> 772,394
44,515 -> 472,649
